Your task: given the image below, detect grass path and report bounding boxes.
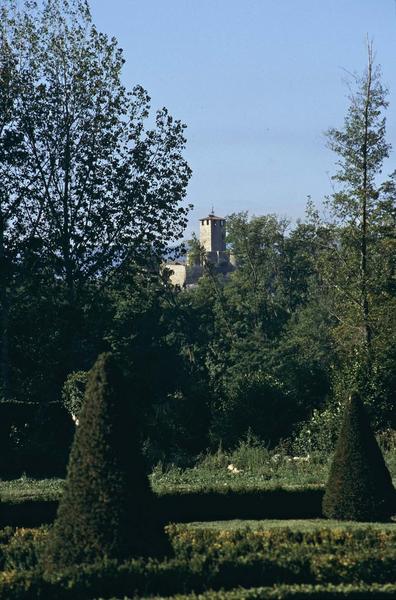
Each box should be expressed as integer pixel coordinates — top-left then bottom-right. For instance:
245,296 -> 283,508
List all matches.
0,477 -> 64,502
185,517 -> 396,531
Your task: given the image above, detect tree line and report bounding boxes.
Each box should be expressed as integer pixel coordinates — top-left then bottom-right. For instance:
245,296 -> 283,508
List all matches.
0,1 -> 394,466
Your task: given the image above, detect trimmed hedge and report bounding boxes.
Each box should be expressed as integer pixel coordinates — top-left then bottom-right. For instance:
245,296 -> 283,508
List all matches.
0,526 -> 395,598
323,394 -> 395,521
166,525 -> 396,559
0,402 -> 74,478
0,549 -> 395,599
45,353 -> 168,569
0,501 -> 58,528
103,584 -> 396,599
159,487 -> 324,522
0,487 -> 325,528
2,524 -> 396,572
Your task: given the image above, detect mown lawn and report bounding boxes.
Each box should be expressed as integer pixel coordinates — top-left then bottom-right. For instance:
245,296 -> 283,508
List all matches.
0,477 -> 64,502
186,518 -> 396,531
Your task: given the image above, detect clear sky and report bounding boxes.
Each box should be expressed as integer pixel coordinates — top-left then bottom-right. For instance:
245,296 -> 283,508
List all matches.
90,0 -> 396,237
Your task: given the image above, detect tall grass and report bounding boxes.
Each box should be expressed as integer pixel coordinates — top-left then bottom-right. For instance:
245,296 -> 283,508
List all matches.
151,435 -> 396,494
1,434 -> 395,499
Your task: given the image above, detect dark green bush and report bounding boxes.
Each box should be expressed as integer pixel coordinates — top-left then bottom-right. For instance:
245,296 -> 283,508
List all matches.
44,353 -> 167,569
210,372 -> 293,448
322,393 -> 395,521
61,371 -> 88,420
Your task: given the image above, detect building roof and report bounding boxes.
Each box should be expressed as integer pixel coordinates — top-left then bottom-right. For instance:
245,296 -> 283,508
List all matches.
199,213 -> 224,221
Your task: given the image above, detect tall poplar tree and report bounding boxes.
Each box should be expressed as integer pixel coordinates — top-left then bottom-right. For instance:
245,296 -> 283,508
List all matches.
318,42 -> 395,398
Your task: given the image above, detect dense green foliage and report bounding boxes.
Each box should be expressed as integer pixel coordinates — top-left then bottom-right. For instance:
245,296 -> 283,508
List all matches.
0,525 -> 395,598
61,371 -> 88,419
0,0 -> 191,404
322,394 -> 395,521
44,353 -> 165,569
0,4 -> 395,597
0,1 -> 394,474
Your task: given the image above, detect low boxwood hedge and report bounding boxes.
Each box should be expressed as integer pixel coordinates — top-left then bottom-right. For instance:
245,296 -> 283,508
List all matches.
0,553 -> 395,599
0,526 -> 394,599
102,583 -> 396,599
0,487 -> 324,528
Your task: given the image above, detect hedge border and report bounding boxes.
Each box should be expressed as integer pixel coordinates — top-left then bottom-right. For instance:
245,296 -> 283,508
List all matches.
102,584 -> 396,600
0,488 -> 324,527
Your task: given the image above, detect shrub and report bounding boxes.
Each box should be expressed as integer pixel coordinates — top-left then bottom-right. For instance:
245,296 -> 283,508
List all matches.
291,400 -> 343,455
0,527 -> 47,571
322,393 -> 395,521
210,373 -> 292,448
61,371 -> 88,420
44,353 -> 167,569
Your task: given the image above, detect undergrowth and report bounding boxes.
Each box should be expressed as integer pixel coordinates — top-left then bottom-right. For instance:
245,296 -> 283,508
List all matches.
1,436 -> 395,500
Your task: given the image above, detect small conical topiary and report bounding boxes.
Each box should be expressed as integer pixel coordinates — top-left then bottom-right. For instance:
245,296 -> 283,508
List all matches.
322,392 -> 395,521
44,353 -> 168,569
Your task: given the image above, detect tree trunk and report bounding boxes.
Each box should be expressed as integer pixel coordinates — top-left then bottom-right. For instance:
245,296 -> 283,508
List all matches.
0,213 -> 10,399
360,47 -> 373,361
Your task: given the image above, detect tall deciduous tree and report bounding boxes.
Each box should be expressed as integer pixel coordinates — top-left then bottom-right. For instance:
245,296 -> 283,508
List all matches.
0,0 -> 191,395
1,0 -> 191,292
0,19 -> 29,398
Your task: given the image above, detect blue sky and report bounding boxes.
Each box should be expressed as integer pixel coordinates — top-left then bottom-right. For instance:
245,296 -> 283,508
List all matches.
90,0 -> 396,236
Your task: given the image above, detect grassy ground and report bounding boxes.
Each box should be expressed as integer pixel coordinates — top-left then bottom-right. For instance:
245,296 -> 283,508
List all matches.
186,518 -> 396,531
150,459 -> 329,494
0,442 -> 395,501
0,477 -> 64,502
150,442 -> 396,494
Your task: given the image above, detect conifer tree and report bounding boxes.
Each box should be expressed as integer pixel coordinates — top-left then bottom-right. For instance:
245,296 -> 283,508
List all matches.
322,392 -> 395,521
45,353 -> 166,568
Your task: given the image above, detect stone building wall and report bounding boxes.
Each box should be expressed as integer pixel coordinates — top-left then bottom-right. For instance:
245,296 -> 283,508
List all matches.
199,215 -> 226,253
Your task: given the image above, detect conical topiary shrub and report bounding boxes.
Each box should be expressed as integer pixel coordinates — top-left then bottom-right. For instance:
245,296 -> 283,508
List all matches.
322,392 -> 395,521
44,353 -> 167,569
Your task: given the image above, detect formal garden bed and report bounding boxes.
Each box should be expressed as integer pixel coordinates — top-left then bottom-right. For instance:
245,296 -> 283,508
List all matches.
0,523 -> 395,599
0,356 -> 394,600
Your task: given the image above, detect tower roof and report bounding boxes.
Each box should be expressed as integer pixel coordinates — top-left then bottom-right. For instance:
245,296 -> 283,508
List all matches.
199,213 -> 224,222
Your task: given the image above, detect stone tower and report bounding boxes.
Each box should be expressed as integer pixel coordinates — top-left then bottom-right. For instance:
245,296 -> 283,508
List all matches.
165,212 -> 234,287
199,212 -> 228,264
